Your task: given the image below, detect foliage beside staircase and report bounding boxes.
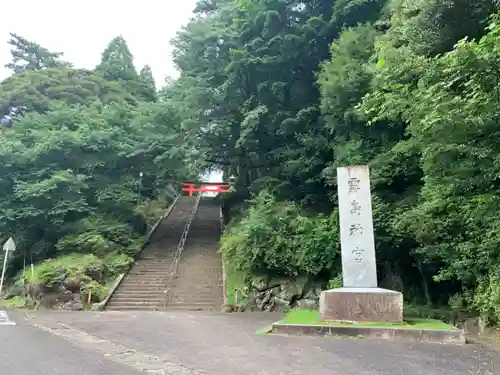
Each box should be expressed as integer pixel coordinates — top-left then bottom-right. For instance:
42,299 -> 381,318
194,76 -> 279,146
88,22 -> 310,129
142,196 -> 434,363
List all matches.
0,34 -> 199,306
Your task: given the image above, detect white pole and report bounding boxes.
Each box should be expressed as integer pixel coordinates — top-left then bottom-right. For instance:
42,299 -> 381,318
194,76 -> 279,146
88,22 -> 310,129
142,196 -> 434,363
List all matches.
0,249 -> 10,296
30,252 -> 34,281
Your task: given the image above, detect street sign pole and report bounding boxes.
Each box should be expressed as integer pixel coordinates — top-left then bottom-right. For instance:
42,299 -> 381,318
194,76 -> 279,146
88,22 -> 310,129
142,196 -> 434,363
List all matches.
0,238 -> 16,296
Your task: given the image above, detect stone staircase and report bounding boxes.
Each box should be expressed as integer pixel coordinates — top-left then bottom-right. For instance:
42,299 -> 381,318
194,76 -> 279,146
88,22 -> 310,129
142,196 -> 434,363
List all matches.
105,196 -> 197,311
165,197 -> 223,311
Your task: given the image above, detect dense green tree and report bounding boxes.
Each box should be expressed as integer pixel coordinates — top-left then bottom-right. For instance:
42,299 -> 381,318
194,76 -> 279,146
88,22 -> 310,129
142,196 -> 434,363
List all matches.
386,0 -> 496,56
171,0 -> 387,208
137,65 -> 157,102
0,68 -> 136,119
0,100 -> 196,271
361,14 -> 500,316
4,33 -> 72,73
96,36 -> 138,82
0,36 -> 200,289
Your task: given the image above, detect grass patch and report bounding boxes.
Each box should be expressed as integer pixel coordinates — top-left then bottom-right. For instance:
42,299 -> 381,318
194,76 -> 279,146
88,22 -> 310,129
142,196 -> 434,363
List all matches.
21,253 -> 103,285
402,303 -> 471,322
0,296 -> 27,309
279,308 -> 456,330
223,256 -> 246,305
20,252 -> 131,285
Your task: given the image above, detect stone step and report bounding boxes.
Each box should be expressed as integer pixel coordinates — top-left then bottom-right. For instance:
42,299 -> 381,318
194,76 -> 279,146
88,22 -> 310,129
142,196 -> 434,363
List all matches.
131,261 -> 173,264
118,282 -> 165,287
127,272 -> 170,277
112,291 -> 165,297
170,285 -> 222,289
167,292 -> 222,300
118,280 -> 165,285
106,305 -> 162,311
167,294 -> 222,301
115,292 -> 164,297
164,304 -> 221,311
118,283 -> 164,288
121,272 -> 170,281
119,280 -> 164,284
169,291 -> 222,296
123,270 -> 168,275
106,300 -> 162,307
110,297 -> 165,304
169,291 -> 222,297
109,292 -> 163,300
116,282 -> 166,293
168,300 -> 223,305
126,273 -> 170,277
168,294 -> 222,299
133,262 -> 172,266
113,287 -> 164,293
109,300 -> 164,306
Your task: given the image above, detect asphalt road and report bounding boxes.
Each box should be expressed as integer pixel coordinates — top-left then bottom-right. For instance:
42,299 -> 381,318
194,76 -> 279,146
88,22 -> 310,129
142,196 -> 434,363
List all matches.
22,310 -> 500,375
0,310 -> 142,375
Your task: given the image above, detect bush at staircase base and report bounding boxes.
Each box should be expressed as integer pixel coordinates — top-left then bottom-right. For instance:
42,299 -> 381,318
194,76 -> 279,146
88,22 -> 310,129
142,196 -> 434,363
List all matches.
1,253 -> 132,310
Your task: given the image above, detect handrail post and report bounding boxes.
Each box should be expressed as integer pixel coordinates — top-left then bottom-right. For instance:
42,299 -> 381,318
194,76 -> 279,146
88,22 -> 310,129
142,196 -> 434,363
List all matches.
220,205 -> 228,308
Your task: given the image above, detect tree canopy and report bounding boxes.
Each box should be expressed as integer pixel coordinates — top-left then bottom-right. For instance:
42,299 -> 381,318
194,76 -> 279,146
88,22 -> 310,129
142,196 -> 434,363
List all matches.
4,33 -> 72,74
0,34 -> 197,287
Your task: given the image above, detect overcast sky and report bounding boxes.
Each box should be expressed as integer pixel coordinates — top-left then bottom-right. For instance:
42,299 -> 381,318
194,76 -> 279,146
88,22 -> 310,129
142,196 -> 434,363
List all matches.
0,0 -> 198,84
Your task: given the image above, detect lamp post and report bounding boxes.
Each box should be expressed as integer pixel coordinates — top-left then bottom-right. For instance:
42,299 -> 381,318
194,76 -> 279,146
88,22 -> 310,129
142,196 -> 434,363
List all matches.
137,171 -> 143,205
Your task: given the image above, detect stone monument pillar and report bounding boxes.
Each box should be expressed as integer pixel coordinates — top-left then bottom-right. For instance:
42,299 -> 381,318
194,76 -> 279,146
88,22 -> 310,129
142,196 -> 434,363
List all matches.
319,165 -> 403,323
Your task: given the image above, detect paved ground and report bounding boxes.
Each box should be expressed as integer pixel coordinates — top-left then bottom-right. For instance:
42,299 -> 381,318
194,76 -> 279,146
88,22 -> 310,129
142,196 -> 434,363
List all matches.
17,310 -> 500,375
0,310 -> 142,375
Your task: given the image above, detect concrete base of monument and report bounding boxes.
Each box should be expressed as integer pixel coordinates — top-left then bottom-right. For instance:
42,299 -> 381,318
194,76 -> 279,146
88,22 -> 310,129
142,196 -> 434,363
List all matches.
270,322 -> 466,344
319,287 -> 403,323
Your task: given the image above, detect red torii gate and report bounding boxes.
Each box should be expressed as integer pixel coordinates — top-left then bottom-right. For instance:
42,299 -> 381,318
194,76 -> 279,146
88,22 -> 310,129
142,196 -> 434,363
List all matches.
180,182 -> 232,196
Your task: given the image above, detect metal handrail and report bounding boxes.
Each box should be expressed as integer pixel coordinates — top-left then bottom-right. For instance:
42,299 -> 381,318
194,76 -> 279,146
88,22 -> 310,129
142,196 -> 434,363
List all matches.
163,194 -> 202,308
220,206 -> 228,306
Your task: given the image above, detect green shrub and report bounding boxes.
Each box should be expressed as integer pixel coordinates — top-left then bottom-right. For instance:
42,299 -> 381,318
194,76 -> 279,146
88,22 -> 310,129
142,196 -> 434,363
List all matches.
221,190 -> 340,277
104,252 -> 133,276
328,274 -> 343,289
0,296 -> 29,308
473,266 -> 500,324
134,198 -> 172,230
23,253 -> 104,287
56,215 -> 141,257
80,280 -> 108,304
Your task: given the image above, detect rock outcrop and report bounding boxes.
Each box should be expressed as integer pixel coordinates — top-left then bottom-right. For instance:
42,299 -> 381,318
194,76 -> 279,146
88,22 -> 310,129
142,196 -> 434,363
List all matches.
232,275 -> 325,312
